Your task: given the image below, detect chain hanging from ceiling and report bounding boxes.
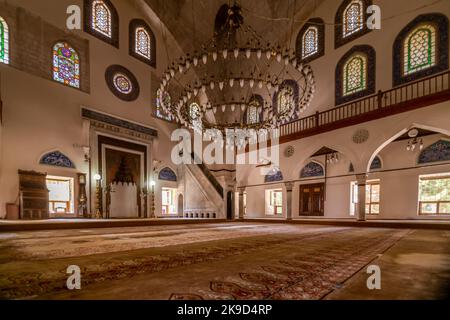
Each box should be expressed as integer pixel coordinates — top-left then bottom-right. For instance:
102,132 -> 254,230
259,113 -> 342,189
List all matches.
159,2 -> 316,137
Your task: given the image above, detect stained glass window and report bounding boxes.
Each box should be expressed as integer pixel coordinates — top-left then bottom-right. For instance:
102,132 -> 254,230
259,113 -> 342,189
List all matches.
52,42 -> 80,88
92,0 -> 111,37
247,98 -> 260,124
0,17 -> 9,65
155,89 -> 172,121
403,24 -> 436,75
135,27 -> 151,60
302,26 -> 318,59
113,73 -> 132,94
277,86 -> 294,114
343,0 -> 363,38
189,103 -> 202,129
343,54 -> 366,96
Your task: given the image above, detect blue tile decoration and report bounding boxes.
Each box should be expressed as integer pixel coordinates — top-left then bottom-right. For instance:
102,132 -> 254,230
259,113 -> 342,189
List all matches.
300,162 -> 324,178
418,140 -> 450,164
370,156 -> 382,170
82,108 -> 158,137
265,168 -> 283,183
40,151 -> 75,169
159,167 -> 177,181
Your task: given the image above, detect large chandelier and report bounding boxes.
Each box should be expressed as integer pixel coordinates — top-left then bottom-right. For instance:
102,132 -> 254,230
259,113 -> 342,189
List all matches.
159,4 -> 316,134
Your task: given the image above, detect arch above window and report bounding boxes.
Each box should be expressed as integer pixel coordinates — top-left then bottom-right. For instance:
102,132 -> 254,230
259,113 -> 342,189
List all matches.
370,155 -> 382,171
300,162 -> 324,178
418,140 -> 450,164
129,19 -> 156,68
52,42 -> 80,89
159,167 -> 177,182
265,168 -> 283,183
84,0 -> 119,47
296,18 -> 325,63
336,45 -> 376,105
335,0 -> 372,48
393,13 -> 448,87
0,16 -> 9,65
40,151 -> 75,169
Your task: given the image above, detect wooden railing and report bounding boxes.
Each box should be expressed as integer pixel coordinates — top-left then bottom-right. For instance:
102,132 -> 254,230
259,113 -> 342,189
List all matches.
279,71 -> 450,140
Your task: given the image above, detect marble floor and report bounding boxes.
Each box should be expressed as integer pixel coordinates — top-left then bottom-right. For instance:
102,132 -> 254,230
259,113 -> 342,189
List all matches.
0,222 -> 448,300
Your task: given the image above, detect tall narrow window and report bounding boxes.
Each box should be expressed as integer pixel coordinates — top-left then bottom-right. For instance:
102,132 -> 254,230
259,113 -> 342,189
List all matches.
343,54 -> 367,96
135,27 -> 151,60
130,20 -> 156,67
418,174 -> 450,215
52,42 -> 80,89
92,0 -> 111,37
350,180 -> 380,216
0,17 -> 9,65
162,187 -> 177,215
302,26 -> 318,59
393,14 -> 448,86
343,0 -> 363,38
296,18 -> 325,63
404,24 -> 436,76
266,189 -> 283,216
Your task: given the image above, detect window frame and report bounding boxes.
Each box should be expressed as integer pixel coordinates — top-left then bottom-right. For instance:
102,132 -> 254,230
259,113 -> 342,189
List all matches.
0,16 -> 10,65
84,0 -> 119,48
266,189 -> 283,216
296,18 -> 325,63
129,19 -> 156,68
418,174 -> 450,216
350,179 -> 380,216
393,13 -> 449,87
335,0 -> 372,49
52,41 -> 81,89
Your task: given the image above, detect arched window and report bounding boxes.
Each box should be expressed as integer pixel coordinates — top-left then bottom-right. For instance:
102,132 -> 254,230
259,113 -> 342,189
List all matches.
159,167 -> 177,182
52,42 -> 80,89
40,151 -> 75,169
189,103 -> 202,129
335,0 -> 372,48
296,18 -> 325,63
92,0 -> 111,37
393,14 -> 448,86
130,19 -> 156,67
273,80 -> 299,122
156,89 -> 172,121
84,0 -> 119,47
343,0 -> 363,38
336,45 -> 375,105
343,54 -> 367,96
0,16 -> 9,65
370,156 -> 382,171
246,95 -> 263,125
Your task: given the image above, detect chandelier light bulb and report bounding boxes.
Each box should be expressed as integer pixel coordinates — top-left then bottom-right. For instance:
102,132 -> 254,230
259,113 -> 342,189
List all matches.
266,50 -> 271,60
162,79 -> 167,86
193,57 -> 198,66
241,104 -> 246,111
229,78 -> 234,87
170,69 -> 175,77
240,79 -> 245,88
219,82 -> 224,90
213,51 -> 218,61
258,80 -> 263,88
257,49 -> 262,59
202,85 -> 206,93
246,48 -> 251,59
210,81 -> 215,90
267,82 -> 272,90
187,92 -> 191,99
292,59 -> 297,68
249,79 -> 255,88
276,52 -> 282,62
213,106 -> 217,113
179,65 -> 184,73
202,54 -> 207,64
231,104 -> 236,112
222,49 -> 228,59
186,60 -> 191,69
284,56 -> 289,65
234,48 -> 239,58
222,105 -> 226,112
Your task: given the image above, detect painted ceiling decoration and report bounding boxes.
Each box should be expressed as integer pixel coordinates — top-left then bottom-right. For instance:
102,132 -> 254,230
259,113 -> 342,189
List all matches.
39,151 -> 75,169
300,161 -> 324,178
265,168 -> 283,183
159,167 -> 177,182
370,155 -> 382,170
418,140 -> 450,164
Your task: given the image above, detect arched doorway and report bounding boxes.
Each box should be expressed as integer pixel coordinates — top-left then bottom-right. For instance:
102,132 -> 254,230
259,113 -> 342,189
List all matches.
226,191 -> 233,220
178,194 -> 184,217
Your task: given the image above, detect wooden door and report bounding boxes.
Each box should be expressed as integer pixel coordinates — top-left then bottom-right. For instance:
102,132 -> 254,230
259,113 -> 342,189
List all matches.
299,183 -> 324,216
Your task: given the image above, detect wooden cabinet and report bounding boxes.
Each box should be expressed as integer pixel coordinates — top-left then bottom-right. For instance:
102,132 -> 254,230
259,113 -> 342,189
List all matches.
299,183 -> 324,216
18,170 -> 49,220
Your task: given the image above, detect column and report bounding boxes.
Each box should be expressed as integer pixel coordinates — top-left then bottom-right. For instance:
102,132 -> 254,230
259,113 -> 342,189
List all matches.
356,174 -> 368,221
285,182 -> 294,220
238,187 -> 246,220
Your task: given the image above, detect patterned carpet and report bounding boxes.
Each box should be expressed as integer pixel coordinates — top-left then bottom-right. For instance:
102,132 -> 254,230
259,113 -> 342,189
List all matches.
0,223 -> 409,300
